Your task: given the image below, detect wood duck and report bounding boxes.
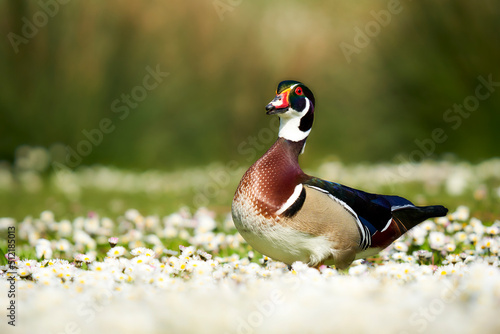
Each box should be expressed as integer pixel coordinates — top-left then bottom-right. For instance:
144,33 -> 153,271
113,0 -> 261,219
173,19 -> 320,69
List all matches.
232,80 -> 448,269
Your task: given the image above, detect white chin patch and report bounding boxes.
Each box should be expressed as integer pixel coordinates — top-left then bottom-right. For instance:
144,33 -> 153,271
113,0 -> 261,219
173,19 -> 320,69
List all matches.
277,99 -> 311,142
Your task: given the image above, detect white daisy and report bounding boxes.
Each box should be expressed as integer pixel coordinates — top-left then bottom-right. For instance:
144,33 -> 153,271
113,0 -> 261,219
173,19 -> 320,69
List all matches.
17,266 -> 32,277
107,246 -> 126,257
131,255 -> 150,265
130,247 -> 148,256
394,241 -> 409,253
429,231 -> 446,250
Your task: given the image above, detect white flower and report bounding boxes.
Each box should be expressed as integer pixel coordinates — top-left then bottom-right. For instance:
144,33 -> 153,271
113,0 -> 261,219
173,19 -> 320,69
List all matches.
144,234 -> 162,246
80,253 -> 95,263
436,267 -> 450,276
163,226 -> 177,238
130,247 -> 148,256
58,220 -> 72,237
40,210 -> 54,222
102,218 -> 114,230
429,231 -> 446,250
17,266 -> 33,277
464,255 -> 476,264
194,214 -> 216,234
35,244 -> 52,259
84,217 -> 100,234
479,238 -> 497,250
89,262 -> 108,272
188,260 -> 213,276
180,246 -> 195,257
392,252 -> 406,261
108,237 -> 119,247
114,272 -> 128,282
415,236 -> 427,246
446,171 -> 469,195
409,225 -> 428,239
179,229 -> 190,240
348,264 -> 367,275
403,255 -> 416,263
107,246 -> 126,257
73,230 -> 97,249
415,250 -> 433,261
436,216 -> 450,226
125,209 -> 141,222
144,216 -> 160,230
131,255 -> 151,265
446,254 -> 462,264
486,225 -> 499,236
470,217 -> 485,236
36,238 -> 51,248
436,265 -> 458,277
394,241 -> 409,253
468,233 -> 478,244
154,274 -> 173,288
54,239 -> 72,252
19,259 -> 37,268
454,232 -> 468,243
143,248 -> 156,258
444,243 -> 456,253
450,206 -> 470,221
421,220 -> 436,232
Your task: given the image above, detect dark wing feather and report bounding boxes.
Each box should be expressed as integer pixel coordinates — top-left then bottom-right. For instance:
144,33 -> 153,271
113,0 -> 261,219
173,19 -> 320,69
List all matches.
304,177 -> 414,233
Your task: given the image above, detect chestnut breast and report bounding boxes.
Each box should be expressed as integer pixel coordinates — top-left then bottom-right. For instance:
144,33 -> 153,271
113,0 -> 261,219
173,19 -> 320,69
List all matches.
234,138 -> 307,218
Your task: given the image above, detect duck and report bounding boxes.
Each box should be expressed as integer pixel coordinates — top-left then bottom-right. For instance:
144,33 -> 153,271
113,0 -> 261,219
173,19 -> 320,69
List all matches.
231,80 -> 448,269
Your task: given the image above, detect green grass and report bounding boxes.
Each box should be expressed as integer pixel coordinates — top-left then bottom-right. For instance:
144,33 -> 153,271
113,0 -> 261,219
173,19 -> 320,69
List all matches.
1,170 -> 498,221
1,188 -> 190,221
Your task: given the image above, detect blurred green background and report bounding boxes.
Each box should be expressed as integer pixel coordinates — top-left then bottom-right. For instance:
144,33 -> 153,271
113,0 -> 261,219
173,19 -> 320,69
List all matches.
1,0 -> 499,170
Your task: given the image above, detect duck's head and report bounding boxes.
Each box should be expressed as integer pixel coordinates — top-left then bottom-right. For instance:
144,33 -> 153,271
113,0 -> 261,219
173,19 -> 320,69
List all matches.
265,80 -> 315,142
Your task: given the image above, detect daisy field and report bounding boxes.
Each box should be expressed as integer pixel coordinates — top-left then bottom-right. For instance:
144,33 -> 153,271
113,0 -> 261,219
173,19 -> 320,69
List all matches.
1,149 -> 500,334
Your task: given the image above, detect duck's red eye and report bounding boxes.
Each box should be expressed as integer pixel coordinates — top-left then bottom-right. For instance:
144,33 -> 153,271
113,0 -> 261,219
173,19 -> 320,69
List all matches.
295,87 -> 303,95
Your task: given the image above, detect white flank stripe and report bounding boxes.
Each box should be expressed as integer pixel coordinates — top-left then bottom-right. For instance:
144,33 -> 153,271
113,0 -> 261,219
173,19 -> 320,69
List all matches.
391,204 -> 414,211
381,217 -> 392,233
276,184 -> 303,215
307,185 -> 360,221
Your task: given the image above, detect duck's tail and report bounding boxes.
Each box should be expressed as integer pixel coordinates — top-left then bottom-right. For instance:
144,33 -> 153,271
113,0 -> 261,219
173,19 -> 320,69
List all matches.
393,205 -> 448,231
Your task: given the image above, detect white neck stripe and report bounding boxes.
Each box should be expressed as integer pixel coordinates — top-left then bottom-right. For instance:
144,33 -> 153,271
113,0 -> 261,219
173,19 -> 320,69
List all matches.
278,98 -> 311,142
